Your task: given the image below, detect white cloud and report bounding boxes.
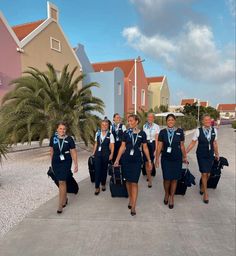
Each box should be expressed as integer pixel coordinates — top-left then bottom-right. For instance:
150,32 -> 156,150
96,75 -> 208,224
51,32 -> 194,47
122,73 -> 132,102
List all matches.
123,0 -> 235,104
226,0 -> 236,17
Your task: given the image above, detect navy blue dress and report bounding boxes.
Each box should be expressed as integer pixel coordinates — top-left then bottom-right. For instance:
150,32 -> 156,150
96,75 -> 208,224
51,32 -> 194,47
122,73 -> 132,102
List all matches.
50,135 -> 76,181
121,130 -> 147,183
196,127 -> 216,173
158,128 -> 184,180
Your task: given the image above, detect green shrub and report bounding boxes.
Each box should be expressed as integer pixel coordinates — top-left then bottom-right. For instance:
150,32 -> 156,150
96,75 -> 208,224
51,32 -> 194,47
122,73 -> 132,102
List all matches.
176,115 -> 197,131
232,120 -> 236,129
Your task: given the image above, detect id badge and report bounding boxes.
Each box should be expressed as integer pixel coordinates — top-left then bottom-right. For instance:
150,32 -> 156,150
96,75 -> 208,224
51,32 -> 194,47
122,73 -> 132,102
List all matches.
167,147 -> 172,153
98,146 -> 102,151
150,140 -> 153,143
208,144 -> 211,151
116,137 -> 119,142
60,154 -> 65,161
130,149 -> 134,155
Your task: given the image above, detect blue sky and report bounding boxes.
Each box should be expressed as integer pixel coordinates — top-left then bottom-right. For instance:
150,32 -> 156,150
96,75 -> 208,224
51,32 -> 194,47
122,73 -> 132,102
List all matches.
1,0 -> 235,106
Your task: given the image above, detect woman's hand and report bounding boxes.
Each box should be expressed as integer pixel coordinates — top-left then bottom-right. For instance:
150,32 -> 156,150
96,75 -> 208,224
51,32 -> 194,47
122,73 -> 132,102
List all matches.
74,164 -> 78,173
109,154 -> 113,161
215,153 -> 220,161
147,161 -> 153,171
114,161 -> 119,167
183,157 -> 188,164
155,158 -> 159,168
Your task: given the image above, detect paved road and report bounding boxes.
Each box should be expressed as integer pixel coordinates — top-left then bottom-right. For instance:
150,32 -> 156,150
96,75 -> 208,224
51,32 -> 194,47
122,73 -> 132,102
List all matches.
0,125 -> 235,256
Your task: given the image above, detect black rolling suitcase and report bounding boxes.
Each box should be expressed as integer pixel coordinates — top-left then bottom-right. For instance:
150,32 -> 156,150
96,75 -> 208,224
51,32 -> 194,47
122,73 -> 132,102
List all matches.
88,155 -> 95,183
175,169 -> 188,195
175,165 -> 195,195
47,167 -> 79,194
199,157 -> 228,189
109,166 -> 128,198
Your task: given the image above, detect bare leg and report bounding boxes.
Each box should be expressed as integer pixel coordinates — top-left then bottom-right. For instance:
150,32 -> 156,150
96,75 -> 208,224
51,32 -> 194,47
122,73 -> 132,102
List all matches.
146,162 -> 152,187
131,183 -> 138,212
201,173 -> 209,201
169,180 -> 177,206
58,181 -> 67,211
163,180 -> 171,202
126,182 -> 132,206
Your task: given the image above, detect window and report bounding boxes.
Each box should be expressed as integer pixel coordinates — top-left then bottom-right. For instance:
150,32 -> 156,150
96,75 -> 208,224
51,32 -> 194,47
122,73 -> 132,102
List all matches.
50,37 -> 61,52
141,89 -> 145,106
118,82 -> 121,96
132,86 -> 135,104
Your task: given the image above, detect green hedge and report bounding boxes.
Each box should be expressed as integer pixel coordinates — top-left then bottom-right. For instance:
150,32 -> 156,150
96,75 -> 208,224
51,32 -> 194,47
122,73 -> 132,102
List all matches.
176,116 -> 197,131
232,120 -> 236,129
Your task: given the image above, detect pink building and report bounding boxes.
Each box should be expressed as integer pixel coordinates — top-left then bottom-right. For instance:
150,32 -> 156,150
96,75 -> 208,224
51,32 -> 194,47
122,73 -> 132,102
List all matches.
0,12 -> 21,100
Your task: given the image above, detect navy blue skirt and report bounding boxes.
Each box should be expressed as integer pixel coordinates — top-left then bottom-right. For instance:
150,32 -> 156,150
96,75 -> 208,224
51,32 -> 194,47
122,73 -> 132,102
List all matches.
197,156 -> 214,173
161,156 -> 182,180
121,154 -> 142,183
143,141 -> 156,162
52,158 -> 72,181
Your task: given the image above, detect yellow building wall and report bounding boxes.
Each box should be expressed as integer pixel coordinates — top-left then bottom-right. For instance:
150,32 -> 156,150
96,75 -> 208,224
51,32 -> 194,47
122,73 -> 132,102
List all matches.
148,78 -> 170,109
20,21 -> 82,86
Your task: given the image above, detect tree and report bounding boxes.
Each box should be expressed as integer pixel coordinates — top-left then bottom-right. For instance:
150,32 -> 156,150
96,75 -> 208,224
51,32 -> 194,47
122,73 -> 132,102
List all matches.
159,105 -> 169,113
0,63 -> 104,146
181,103 -> 219,120
0,133 -> 8,163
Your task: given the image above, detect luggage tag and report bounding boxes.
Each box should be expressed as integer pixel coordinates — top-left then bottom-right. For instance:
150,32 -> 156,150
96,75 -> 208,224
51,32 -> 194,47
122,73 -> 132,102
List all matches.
60,154 -> 65,161
130,149 -> 134,155
98,146 -> 102,151
167,147 -> 172,153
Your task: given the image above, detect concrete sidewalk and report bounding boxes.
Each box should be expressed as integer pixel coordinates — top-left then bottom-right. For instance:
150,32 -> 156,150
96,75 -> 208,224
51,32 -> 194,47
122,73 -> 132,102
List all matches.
0,125 -> 235,256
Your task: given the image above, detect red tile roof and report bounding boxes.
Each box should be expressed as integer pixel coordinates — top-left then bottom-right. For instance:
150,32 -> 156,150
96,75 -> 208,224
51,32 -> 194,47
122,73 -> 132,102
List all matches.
181,99 -> 196,105
217,104 -> 236,111
147,76 -> 164,83
12,19 -> 45,41
92,59 -> 135,77
200,101 -> 208,107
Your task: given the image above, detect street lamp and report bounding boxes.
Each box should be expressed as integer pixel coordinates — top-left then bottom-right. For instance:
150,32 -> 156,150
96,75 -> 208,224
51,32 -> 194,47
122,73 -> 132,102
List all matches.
197,99 -> 200,126
134,58 -> 145,114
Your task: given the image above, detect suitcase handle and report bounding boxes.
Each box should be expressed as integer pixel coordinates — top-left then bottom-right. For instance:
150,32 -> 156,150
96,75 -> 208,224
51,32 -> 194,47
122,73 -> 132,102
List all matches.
112,165 -> 123,185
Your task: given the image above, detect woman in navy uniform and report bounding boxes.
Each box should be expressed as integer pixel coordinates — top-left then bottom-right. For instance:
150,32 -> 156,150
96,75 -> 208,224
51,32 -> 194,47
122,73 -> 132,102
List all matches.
114,114 -> 152,216
143,113 -> 160,187
111,113 -> 126,163
50,122 -> 78,214
186,114 -> 219,204
93,120 -> 114,195
155,114 -> 187,209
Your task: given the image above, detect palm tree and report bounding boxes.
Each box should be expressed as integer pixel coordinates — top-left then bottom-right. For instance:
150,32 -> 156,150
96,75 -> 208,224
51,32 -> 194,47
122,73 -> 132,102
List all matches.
0,133 -> 8,163
0,63 -> 104,146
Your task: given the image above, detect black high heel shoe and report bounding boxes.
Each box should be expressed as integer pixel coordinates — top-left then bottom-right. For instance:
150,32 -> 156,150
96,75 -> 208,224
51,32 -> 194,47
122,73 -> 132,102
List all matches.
168,204 -> 174,209
63,198 -> 68,208
128,204 -> 132,209
94,189 -> 100,195
130,209 -> 136,216
163,199 -> 168,205
102,187 -> 106,192
57,209 -> 63,214
199,191 -> 204,195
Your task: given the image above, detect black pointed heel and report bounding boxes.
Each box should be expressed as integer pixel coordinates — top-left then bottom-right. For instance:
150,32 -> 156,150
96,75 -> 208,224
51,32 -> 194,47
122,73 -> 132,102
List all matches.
169,204 -> 174,209
203,199 -> 209,204
128,204 -> 132,209
164,200 -> 168,205
57,210 -> 63,214
63,198 -> 68,208
131,210 -> 136,216
200,191 -> 204,195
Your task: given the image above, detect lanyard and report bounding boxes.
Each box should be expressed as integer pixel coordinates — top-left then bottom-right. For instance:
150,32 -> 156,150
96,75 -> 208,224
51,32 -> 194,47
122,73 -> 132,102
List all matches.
113,123 -> 120,135
131,133 -> 138,148
58,138 -> 65,153
167,128 -> 175,146
100,131 -> 108,144
203,127 -> 211,142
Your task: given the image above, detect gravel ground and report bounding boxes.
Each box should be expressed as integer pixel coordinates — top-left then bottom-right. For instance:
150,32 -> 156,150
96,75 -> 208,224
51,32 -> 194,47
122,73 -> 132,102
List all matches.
0,146 -> 91,237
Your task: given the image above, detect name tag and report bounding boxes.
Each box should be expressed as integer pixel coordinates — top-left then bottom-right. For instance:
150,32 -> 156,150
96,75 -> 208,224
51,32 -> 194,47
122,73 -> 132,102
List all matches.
138,135 -> 142,138
60,154 -> 65,161
167,147 -> 172,153
106,137 -> 110,139
64,141 -> 69,143
130,149 -> 134,155
176,133 -> 180,135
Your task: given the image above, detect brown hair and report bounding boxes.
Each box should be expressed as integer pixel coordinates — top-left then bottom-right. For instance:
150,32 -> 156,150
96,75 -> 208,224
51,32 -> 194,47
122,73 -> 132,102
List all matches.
57,121 -> 68,129
128,114 -> 140,124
